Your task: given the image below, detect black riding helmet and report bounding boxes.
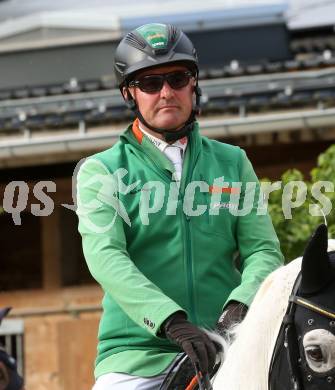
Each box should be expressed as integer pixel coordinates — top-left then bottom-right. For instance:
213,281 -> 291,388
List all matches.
114,23 -> 202,142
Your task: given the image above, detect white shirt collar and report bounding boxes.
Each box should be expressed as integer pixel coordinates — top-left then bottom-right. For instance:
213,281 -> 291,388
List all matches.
139,124 -> 188,155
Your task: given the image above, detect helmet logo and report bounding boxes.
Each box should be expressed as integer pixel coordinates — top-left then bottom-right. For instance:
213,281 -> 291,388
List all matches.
136,23 -> 168,50
147,33 -> 165,47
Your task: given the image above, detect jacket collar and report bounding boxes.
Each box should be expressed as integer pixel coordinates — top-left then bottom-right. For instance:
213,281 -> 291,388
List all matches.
120,119 -> 202,177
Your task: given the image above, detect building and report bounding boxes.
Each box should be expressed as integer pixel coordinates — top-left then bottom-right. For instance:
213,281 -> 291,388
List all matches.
0,1 -> 335,388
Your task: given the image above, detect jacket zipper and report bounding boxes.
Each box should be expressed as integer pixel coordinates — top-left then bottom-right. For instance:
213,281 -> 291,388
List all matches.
182,164 -> 198,325
131,133 -> 199,323
138,141 -> 198,322
128,141 -> 173,183
200,174 -> 210,224
183,211 -> 197,323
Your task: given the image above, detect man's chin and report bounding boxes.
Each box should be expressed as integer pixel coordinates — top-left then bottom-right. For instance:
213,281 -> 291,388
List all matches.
152,120 -> 184,131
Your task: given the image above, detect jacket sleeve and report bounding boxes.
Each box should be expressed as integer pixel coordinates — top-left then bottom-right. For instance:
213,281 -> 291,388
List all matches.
76,158 -> 184,336
224,149 -> 284,307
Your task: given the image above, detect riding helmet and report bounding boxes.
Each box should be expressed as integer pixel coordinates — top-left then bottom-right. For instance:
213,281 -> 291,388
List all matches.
114,23 -> 199,87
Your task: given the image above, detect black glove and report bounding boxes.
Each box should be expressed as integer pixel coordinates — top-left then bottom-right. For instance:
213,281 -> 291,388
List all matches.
162,312 -> 217,376
216,301 -> 248,337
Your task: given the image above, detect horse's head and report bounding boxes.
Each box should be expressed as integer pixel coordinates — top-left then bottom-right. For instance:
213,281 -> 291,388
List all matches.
270,224 -> 335,389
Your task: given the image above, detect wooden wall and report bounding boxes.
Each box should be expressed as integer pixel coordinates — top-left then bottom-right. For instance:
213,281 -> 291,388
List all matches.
0,286 -> 102,390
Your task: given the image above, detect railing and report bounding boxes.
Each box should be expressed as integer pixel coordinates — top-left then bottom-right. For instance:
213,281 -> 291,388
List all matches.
0,318 -> 24,376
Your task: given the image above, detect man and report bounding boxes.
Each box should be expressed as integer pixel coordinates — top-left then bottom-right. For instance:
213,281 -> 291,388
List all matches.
0,308 -> 25,390
76,23 -> 283,390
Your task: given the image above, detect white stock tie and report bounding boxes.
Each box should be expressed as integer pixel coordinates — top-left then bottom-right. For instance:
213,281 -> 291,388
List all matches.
164,145 -> 183,182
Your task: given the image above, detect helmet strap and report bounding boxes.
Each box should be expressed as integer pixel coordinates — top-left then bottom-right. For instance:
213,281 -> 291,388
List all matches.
123,80 -> 202,143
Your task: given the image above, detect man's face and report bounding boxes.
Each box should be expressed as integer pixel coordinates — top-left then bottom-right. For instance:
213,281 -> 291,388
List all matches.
127,64 -> 195,132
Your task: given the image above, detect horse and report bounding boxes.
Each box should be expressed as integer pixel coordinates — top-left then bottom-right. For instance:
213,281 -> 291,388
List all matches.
213,224 -> 335,390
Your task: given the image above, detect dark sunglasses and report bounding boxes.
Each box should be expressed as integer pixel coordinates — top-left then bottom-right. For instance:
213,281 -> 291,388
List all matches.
128,71 -> 194,93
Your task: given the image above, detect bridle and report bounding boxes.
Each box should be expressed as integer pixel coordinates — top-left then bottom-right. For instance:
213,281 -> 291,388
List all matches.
269,270 -> 335,390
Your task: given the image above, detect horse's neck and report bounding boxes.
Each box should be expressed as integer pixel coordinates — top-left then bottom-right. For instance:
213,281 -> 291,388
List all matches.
328,239 -> 335,251
213,258 -> 302,390
213,317 -> 278,390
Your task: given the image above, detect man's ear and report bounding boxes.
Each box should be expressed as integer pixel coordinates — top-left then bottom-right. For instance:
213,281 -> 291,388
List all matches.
0,362 -> 9,390
121,86 -> 128,100
122,87 -> 135,101
122,87 -> 137,111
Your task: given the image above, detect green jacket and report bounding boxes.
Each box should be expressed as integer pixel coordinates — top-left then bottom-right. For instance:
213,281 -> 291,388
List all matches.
76,122 -> 283,378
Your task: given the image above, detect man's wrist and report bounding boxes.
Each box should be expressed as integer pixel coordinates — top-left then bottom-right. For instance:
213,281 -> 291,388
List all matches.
216,301 -> 248,335
159,311 -> 187,337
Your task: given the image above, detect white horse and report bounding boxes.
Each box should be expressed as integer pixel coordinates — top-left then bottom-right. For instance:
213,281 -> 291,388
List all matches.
213,227 -> 335,390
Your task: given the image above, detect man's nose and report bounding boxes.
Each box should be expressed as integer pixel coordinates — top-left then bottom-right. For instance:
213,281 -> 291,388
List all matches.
160,80 -> 173,98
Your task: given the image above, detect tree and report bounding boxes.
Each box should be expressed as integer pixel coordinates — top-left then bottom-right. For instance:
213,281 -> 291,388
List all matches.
264,144 -> 335,262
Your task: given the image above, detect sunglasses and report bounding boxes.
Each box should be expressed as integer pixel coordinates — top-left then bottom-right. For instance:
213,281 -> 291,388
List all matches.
128,71 -> 194,93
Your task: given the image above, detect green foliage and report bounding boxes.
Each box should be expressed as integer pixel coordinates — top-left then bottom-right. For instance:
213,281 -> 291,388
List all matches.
311,144 -> 335,238
263,145 -> 335,262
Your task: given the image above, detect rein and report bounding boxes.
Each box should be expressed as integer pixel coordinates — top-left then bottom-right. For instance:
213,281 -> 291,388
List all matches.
159,352 -> 220,390
191,361 -> 213,390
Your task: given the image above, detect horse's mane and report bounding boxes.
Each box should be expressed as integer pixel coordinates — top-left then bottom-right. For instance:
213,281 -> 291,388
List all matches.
213,239 -> 335,390
213,258 -> 301,390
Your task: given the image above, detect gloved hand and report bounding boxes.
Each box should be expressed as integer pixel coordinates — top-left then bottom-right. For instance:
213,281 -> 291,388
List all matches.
216,301 -> 248,337
162,312 -> 217,376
